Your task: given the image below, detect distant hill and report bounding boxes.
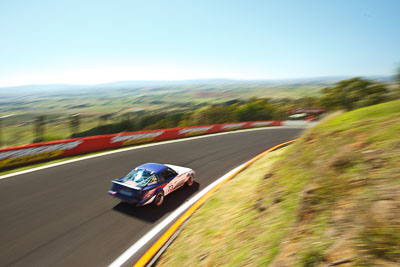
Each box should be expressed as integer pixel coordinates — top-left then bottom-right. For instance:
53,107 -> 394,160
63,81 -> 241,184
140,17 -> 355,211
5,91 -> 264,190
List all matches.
0,76 -> 393,95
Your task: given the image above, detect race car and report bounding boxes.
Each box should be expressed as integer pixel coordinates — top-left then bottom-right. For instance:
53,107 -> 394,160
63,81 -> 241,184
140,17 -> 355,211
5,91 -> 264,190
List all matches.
108,162 -> 195,207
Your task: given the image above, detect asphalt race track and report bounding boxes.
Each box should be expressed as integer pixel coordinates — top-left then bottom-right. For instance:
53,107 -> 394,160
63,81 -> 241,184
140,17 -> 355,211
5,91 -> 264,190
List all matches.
0,127 -> 304,267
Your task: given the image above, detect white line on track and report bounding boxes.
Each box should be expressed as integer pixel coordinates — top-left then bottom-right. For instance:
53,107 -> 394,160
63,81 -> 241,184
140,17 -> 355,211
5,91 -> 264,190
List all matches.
108,163 -> 246,267
0,126 -> 306,181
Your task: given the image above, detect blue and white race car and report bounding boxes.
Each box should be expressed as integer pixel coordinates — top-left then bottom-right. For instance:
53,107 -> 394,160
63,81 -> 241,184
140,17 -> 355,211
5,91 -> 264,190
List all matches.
108,162 -> 196,207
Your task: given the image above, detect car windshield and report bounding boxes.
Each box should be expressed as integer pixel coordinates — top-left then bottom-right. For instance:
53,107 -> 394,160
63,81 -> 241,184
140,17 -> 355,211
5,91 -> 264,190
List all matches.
120,168 -> 155,186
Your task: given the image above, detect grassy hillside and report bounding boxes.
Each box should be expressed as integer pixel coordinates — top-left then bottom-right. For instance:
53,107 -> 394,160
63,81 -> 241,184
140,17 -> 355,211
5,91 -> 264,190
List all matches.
157,99 -> 400,266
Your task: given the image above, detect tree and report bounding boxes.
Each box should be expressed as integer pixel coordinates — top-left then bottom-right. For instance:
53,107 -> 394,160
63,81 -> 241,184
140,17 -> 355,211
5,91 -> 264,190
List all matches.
235,98 -> 275,121
320,77 -> 388,110
395,65 -> 400,99
197,105 -> 237,124
293,97 -> 320,108
98,113 -> 112,126
70,114 -> 81,136
397,66 -> 400,87
34,115 -> 46,143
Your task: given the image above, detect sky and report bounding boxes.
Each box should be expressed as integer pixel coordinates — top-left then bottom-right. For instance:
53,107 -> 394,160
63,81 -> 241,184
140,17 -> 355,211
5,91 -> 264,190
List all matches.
0,0 -> 399,87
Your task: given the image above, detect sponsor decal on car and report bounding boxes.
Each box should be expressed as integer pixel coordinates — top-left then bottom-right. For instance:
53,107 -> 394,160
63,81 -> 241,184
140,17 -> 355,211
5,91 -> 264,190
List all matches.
221,123 -> 246,131
110,131 -> 164,146
0,140 -> 83,168
178,126 -> 213,137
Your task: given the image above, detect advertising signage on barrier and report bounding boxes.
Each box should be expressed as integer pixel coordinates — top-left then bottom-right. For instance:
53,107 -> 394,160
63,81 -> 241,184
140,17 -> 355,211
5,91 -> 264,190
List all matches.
220,123 -> 246,131
251,121 -> 275,127
178,126 -> 214,137
0,120 -> 283,170
110,131 -> 165,146
0,140 -> 84,168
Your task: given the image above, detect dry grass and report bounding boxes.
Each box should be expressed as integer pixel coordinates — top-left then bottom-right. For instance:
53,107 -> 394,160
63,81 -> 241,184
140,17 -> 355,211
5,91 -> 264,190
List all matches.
157,99 -> 400,267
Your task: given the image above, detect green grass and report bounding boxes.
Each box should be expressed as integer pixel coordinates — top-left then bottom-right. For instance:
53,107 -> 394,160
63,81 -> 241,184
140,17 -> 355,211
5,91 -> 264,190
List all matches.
157,99 -> 400,266
158,149 -> 296,267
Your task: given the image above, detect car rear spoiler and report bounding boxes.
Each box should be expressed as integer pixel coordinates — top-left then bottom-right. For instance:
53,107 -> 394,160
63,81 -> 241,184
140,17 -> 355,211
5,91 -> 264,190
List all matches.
111,180 -> 142,190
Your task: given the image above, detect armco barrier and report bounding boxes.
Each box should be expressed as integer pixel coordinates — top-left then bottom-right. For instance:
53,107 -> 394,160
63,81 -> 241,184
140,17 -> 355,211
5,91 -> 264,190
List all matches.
0,120 -> 282,170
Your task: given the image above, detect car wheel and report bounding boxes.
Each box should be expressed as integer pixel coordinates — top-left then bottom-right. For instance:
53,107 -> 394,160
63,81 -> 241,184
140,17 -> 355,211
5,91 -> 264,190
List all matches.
153,191 -> 164,207
186,176 -> 194,187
